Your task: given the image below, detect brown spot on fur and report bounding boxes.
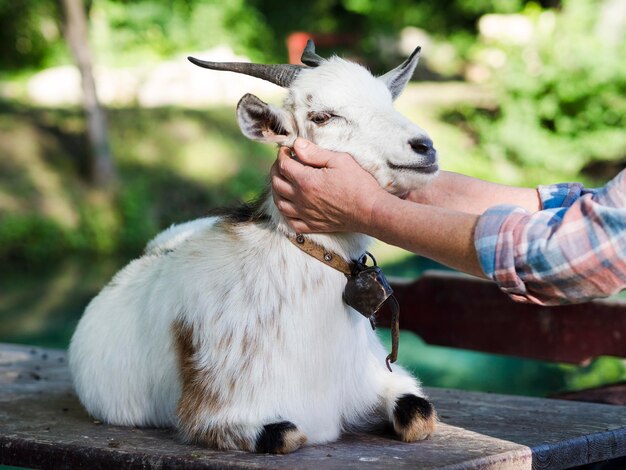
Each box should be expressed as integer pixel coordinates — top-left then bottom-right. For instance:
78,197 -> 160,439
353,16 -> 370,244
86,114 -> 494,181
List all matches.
217,330 -> 234,351
240,354 -> 254,375
196,425 -> 253,451
241,330 -> 253,353
217,222 -> 240,241
173,320 -> 195,367
172,319 -> 240,448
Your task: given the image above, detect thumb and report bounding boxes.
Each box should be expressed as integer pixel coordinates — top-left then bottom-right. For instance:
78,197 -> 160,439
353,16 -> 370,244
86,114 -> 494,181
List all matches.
293,138 -> 336,168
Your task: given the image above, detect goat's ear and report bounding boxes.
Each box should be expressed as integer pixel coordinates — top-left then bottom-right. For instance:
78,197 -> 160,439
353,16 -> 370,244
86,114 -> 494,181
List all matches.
236,93 -> 293,145
378,46 -> 421,101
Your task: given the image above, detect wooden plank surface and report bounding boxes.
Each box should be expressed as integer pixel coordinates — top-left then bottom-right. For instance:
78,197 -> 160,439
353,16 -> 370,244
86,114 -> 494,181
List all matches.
1,343 -> 626,470
552,381 -> 626,405
380,271 -> 626,364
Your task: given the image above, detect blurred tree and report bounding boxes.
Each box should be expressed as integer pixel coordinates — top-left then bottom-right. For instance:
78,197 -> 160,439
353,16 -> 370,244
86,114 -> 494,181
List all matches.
61,0 -> 116,187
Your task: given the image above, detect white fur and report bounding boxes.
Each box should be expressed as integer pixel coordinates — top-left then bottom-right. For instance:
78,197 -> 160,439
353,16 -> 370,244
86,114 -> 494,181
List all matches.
69,53 -> 436,449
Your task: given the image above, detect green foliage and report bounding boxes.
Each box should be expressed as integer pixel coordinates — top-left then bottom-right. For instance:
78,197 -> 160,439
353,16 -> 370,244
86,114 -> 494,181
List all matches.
451,0 -> 626,185
117,178 -> 158,253
91,0 -> 524,67
0,0 -> 64,71
0,214 -> 67,263
0,189 -> 158,262
253,0 -> 541,69
0,0 -> 558,73
91,0 -> 274,65
74,200 -> 120,255
564,356 -> 626,392
339,0 -> 525,36
0,103 -> 276,264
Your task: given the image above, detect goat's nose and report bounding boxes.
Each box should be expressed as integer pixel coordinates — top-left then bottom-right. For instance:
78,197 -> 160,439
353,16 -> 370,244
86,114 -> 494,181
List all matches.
409,137 -> 435,155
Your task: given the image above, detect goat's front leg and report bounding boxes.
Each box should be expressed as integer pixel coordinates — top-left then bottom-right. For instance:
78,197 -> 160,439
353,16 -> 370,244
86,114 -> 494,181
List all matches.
175,366 -> 307,453
380,371 -> 437,442
172,320 -> 307,453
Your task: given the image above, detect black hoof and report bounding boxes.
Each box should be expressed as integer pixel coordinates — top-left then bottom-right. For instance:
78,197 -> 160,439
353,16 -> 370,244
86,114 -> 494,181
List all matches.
394,394 -> 434,428
255,421 -> 305,454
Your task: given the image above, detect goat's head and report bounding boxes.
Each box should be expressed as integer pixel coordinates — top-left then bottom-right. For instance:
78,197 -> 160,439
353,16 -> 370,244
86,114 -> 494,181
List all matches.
189,40 -> 438,196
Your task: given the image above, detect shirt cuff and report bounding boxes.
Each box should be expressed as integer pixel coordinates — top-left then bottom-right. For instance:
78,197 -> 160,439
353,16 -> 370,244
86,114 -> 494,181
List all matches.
537,182 -> 585,209
474,204 -> 526,280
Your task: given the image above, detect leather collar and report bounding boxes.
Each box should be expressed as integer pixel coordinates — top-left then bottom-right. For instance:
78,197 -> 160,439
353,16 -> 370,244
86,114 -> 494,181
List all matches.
287,234 -> 354,275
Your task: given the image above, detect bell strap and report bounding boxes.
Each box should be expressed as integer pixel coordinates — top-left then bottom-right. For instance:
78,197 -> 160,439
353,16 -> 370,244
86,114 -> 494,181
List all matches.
287,234 -> 354,275
385,294 -> 400,372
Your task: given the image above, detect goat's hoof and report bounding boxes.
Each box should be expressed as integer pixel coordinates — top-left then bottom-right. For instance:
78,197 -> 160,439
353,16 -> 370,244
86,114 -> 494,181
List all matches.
255,421 -> 307,454
393,394 -> 437,442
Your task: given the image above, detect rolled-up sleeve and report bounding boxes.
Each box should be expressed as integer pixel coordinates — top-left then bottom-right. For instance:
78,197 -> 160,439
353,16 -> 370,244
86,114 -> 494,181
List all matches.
474,170 -> 626,305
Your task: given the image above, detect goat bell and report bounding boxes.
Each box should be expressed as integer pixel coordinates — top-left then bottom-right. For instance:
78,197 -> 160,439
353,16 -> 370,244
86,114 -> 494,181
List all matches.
343,255 -> 394,319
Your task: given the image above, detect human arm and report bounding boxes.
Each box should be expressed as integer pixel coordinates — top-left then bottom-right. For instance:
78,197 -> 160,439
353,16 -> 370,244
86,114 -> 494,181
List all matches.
272,139 -> 626,304
407,170 -> 541,214
272,139 -> 486,277
368,192 -> 485,277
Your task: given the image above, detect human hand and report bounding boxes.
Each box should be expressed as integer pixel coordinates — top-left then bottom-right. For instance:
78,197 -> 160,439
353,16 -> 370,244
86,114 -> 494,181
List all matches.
271,138 -> 386,233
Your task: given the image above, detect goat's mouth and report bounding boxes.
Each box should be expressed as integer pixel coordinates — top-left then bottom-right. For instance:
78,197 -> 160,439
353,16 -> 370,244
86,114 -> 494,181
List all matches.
387,161 -> 439,174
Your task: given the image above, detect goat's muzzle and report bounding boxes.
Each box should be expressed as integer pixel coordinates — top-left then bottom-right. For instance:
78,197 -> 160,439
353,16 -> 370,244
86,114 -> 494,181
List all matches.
387,137 -> 438,174
409,137 -> 436,160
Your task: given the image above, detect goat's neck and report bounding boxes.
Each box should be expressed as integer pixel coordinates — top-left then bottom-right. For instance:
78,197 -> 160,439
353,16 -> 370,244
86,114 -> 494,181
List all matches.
261,194 -> 372,262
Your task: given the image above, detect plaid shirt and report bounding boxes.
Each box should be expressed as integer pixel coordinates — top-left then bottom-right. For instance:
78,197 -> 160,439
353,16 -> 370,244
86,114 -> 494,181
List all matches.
474,169 -> 626,305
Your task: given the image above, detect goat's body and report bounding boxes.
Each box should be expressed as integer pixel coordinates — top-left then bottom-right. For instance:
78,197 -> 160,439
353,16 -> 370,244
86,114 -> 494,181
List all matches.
69,203 -> 423,448
70,43 -> 440,453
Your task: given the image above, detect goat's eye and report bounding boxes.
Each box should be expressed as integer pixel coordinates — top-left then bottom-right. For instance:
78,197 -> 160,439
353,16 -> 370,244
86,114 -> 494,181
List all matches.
309,112 -> 333,125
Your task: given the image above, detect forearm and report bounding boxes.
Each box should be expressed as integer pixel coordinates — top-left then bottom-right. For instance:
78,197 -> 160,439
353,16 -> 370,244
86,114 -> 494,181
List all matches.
364,191 -> 486,278
409,171 -> 541,214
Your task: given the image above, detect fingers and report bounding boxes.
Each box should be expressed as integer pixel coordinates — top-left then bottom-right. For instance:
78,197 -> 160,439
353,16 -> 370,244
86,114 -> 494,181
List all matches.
271,156 -> 303,221
285,217 -> 315,233
277,139 -> 349,183
285,217 -> 313,234
274,198 -> 299,218
271,164 -> 296,201
272,141 -> 348,234
276,145 -> 309,182
292,138 -> 335,168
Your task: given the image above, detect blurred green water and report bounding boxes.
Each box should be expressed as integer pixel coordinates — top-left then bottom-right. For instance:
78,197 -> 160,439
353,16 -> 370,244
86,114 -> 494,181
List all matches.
2,255 -> 624,398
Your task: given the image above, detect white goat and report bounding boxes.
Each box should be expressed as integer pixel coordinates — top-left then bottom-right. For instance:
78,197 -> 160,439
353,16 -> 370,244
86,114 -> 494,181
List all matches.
69,41 -> 439,454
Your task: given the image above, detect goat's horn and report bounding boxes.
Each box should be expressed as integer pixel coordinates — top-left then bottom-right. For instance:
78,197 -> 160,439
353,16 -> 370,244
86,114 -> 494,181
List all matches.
187,57 -> 304,88
301,39 -> 324,67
